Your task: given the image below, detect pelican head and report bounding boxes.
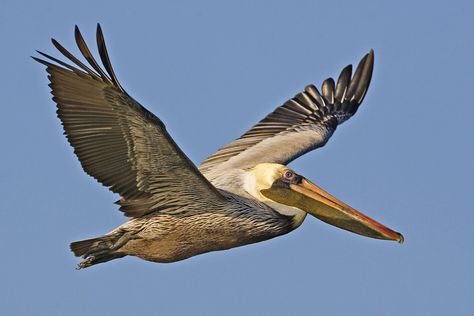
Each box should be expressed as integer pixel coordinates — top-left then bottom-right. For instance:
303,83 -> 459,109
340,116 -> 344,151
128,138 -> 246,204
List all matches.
245,163 -> 403,243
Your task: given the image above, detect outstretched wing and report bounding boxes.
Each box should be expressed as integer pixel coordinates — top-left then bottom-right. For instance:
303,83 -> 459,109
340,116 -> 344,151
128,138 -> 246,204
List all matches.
199,51 -> 374,175
34,24 -> 226,217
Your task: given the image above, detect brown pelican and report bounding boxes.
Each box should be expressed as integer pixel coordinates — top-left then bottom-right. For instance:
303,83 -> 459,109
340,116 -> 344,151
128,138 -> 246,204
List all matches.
34,25 -> 403,269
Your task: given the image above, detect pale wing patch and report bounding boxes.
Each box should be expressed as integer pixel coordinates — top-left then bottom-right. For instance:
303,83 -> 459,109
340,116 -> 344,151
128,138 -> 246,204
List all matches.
204,127 -> 332,181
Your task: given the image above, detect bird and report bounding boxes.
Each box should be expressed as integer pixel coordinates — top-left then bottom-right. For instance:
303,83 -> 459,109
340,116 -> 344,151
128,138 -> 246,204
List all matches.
34,24 -> 403,269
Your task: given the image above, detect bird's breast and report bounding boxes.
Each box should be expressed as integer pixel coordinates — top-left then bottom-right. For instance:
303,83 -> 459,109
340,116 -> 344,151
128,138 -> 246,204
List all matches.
118,210 -> 294,263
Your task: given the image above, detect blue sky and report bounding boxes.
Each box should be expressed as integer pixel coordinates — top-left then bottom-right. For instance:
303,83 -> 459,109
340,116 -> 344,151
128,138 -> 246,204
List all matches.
1,1 -> 473,315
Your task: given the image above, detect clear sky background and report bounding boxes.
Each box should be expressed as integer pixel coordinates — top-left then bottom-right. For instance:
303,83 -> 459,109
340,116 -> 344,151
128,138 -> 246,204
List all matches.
1,1 -> 473,315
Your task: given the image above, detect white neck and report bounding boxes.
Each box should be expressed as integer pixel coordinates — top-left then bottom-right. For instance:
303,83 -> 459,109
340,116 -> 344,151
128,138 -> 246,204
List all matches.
244,171 -> 307,228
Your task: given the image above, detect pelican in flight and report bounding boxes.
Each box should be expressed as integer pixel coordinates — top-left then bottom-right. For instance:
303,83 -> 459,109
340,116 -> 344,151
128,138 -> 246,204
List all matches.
34,25 -> 403,269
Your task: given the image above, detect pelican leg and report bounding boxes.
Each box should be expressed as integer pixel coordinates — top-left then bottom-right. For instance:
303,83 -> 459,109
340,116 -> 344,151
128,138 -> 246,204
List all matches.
111,231 -> 138,250
74,232 -> 137,269
77,252 -> 126,269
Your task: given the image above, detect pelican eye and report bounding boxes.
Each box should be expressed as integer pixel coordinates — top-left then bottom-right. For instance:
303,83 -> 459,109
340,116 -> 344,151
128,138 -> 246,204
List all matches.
282,169 -> 296,182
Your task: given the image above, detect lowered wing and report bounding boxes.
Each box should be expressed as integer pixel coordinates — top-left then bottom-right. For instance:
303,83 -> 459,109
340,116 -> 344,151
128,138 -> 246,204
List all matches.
34,24 -> 226,217
199,51 -> 374,175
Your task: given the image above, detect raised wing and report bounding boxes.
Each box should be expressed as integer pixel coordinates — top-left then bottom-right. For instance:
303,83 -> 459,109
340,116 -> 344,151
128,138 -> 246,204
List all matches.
199,51 -> 374,175
34,25 -> 226,217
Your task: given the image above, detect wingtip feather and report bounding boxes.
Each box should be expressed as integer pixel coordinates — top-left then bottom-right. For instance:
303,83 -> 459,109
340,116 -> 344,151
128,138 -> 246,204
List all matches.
96,24 -> 124,92
335,64 -> 352,101
353,50 -> 374,103
345,50 -> 374,103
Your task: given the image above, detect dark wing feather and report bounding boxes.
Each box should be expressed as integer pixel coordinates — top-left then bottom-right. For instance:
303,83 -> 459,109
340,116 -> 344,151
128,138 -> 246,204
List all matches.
35,24 -> 225,217
199,51 -> 374,174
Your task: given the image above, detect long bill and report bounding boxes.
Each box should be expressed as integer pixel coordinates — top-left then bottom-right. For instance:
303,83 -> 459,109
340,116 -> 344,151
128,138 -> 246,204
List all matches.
289,178 -> 404,243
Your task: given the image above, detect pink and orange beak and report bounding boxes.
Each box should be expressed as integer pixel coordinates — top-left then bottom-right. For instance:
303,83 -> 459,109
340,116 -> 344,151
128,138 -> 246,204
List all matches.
263,177 -> 403,243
